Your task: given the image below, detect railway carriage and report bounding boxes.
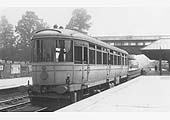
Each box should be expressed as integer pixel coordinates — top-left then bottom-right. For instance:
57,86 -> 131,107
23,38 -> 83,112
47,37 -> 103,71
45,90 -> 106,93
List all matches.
28,28 -> 129,104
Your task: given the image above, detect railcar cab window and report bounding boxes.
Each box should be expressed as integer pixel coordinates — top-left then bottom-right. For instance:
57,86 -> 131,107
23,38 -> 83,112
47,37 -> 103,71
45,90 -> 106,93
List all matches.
32,39 -> 73,62
56,40 -> 73,62
33,39 -> 55,62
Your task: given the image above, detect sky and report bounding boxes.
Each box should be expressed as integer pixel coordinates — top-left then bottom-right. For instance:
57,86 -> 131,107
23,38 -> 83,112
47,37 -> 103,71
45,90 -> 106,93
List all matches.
1,0 -> 170,36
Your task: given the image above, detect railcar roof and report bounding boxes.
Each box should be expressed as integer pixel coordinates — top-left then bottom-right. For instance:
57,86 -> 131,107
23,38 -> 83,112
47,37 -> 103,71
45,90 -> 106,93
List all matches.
33,29 -> 128,54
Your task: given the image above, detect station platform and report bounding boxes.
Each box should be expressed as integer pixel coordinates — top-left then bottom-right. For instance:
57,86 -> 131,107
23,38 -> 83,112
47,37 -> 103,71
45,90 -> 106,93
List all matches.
0,77 -> 32,90
146,69 -> 170,76
58,74 -> 170,112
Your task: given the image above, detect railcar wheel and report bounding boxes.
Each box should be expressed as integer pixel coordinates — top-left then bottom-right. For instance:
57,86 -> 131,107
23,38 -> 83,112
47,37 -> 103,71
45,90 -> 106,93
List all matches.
115,76 -> 120,85
70,92 -> 77,103
125,75 -> 129,82
77,90 -> 83,101
109,83 -> 112,88
109,82 -> 115,88
110,82 -> 115,88
104,82 -> 110,89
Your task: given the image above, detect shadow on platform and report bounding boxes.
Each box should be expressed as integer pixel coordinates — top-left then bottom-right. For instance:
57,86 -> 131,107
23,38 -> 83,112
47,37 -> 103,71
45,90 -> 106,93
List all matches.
145,70 -> 170,76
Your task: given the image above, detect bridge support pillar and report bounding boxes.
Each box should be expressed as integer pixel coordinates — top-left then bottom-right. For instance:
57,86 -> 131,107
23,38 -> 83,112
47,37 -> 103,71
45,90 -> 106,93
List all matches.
159,59 -> 162,76
168,61 -> 170,72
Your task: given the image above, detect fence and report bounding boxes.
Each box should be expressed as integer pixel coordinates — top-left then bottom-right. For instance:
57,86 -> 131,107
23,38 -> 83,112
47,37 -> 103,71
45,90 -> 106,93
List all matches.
0,61 -> 32,79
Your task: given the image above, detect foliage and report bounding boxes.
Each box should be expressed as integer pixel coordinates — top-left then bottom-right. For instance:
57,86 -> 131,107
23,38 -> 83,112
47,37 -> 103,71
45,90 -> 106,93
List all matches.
15,11 -> 49,47
66,8 -> 91,34
15,11 -> 49,61
0,16 -> 16,61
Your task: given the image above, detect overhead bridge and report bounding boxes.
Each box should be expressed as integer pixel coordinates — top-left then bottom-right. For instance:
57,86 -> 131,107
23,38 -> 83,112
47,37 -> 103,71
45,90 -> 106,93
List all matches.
96,35 -> 170,55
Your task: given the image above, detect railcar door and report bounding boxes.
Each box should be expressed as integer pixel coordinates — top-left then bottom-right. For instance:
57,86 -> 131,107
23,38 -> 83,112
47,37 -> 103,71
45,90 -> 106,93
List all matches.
74,41 -> 89,84
107,51 -> 111,81
103,48 -> 110,82
82,45 -> 89,83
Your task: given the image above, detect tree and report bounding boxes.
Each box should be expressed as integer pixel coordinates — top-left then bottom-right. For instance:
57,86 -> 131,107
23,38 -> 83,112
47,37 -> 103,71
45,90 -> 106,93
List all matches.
16,11 -> 49,47
15,11 -> 49,61
66,8 -> 91,34
0,16 -> 16,61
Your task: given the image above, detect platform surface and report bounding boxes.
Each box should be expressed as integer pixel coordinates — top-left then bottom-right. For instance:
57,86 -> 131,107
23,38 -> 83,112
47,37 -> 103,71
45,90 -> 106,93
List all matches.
58,75 -> 170,112
0,77 -> 32,90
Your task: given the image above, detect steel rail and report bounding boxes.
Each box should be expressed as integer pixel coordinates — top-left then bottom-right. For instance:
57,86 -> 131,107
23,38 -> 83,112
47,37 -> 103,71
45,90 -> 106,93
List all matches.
0,95 -> 29,105
0,101 -> 31,112
34,107 -> 48,112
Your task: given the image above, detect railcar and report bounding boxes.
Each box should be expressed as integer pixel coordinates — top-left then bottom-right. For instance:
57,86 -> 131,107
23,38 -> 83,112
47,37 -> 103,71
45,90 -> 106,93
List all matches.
28,28 -> 129,105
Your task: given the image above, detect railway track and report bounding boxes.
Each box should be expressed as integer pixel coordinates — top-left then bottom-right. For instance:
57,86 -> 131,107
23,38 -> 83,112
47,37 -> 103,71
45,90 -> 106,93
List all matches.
0,99 -> 48,112
0,95 -> 29,105
0,95 -> 48,112
0,101 -> 30,112
0,95 -> 30,111
11,104 -> 48,112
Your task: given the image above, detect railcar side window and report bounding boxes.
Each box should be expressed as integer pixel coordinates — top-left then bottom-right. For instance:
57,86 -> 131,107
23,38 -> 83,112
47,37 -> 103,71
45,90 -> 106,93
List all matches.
110,54 -> 113,65
109,50 -> 113,65
103,48 -> 108,65
103,53 -> 107,64
97,46 -> 102,64
89,49 -> 95,64
74,46 -> 82,64
89,43 -> 96,64
97,51 -> 102,64
122,54 -> 125,65
120,54 -> 124,65
84,47 -> 88,64
122,54 -> 124,65
125,55 -> 128,65
118,53 -> 121,65
114,51 -> 118,65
